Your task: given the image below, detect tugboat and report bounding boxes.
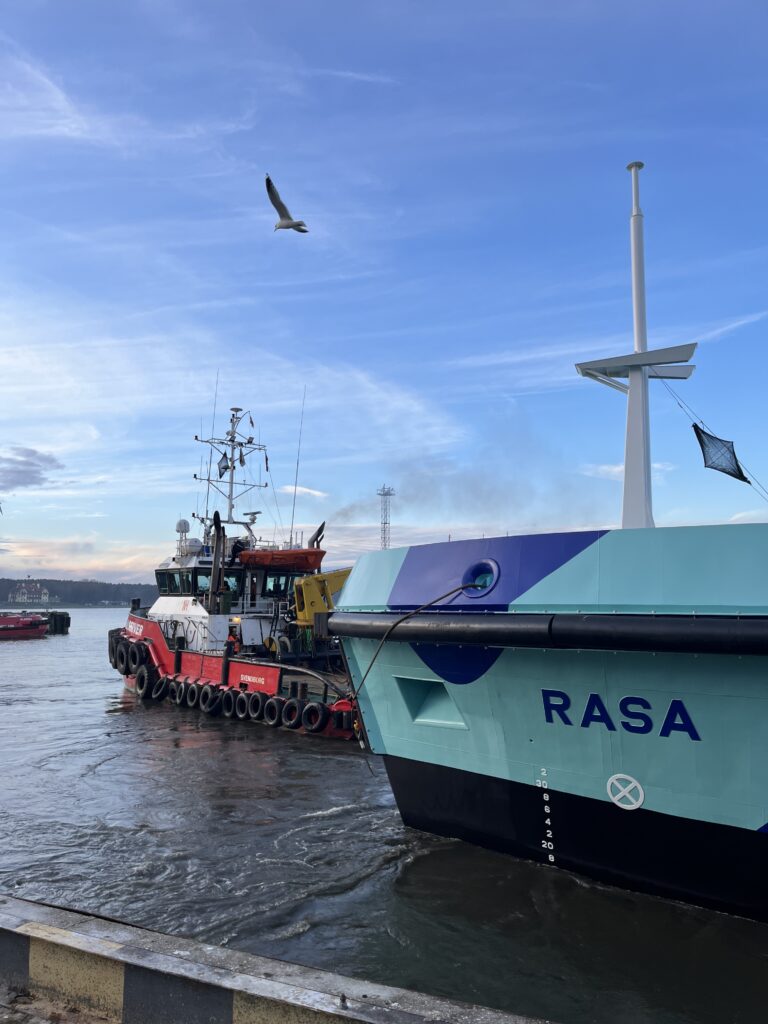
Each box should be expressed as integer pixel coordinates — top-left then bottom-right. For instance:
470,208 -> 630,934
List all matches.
0,612 -> 48,640
108,408 -> 357,739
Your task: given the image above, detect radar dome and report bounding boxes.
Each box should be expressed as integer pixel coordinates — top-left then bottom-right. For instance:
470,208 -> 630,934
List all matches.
175,518 -> 191,534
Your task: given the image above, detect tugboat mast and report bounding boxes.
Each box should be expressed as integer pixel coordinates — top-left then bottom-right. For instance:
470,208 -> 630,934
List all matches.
226,407 -> 242,523
192,407 -> 268,538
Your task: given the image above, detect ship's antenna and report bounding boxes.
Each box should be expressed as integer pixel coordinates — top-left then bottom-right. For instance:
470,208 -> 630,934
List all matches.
289,386 -> 306,548
202,370 -> 219,528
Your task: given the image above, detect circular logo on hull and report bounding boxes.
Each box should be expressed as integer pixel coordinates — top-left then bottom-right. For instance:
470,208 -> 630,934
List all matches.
607,773 -> 645,810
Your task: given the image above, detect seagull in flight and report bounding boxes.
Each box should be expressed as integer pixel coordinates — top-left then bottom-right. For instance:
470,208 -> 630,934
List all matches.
265,175 -> 308,233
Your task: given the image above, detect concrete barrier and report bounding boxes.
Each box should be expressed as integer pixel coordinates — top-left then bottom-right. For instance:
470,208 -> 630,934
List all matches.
0,895 -> 553,1024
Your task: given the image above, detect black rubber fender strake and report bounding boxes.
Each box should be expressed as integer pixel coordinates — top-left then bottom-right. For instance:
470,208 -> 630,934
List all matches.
235,691 -> 250,720
186,682 -> 200,708
329,611 -> 768,656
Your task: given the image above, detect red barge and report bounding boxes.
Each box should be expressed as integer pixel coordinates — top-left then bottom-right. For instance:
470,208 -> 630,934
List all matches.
108,407 -> 358,740
0,613 -> 48,640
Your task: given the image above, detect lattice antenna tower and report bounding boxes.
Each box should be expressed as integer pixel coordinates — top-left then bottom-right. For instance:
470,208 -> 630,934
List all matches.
377,485 -> 395,549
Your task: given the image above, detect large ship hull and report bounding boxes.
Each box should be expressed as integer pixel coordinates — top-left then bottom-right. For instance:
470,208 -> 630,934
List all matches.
332,524 -> 768,920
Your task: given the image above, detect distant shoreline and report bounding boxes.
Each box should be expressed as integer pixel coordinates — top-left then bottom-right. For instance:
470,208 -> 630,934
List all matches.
1,604 -> 134,611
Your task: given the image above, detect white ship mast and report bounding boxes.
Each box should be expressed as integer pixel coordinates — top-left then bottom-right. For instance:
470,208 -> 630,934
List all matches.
576,162 -> 697,529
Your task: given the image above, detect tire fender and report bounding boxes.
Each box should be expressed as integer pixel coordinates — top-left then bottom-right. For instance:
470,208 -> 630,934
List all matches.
151,676 -> 169,701
263,696 -> 286,727
247,690 -> 267,721
115,642 -> 130,676
301,701 -> 330,734
200,684 -> 222,716
135,664 -> 157,699
281,698 -> 306,730
221,688 -> 237,718
127,642 -> 147,675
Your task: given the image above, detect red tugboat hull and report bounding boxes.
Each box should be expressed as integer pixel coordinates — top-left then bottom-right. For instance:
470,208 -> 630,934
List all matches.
0,614 -> 48,640
110,615 -> 358,740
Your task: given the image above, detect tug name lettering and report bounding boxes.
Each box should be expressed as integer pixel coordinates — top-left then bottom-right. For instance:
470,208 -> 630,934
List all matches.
542,689 -> 701,741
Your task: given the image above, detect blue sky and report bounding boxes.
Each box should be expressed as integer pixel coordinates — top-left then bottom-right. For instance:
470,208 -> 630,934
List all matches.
0,1 -> 767,581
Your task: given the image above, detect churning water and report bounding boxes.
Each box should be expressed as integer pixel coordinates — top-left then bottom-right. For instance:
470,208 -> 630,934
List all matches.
0,609 -> 765,1023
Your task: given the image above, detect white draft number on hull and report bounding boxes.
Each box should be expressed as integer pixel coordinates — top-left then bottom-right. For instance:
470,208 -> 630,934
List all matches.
607,773 -> 645,811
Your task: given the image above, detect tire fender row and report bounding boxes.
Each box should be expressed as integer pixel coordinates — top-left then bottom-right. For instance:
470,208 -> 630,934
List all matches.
112,636 -> 347,735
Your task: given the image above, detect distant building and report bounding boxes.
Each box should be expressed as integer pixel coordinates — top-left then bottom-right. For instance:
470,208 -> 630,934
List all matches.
7,578 -> 54,605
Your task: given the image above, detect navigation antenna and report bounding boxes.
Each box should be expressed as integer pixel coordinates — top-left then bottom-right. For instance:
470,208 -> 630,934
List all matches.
202,370 -> 219,529
192,406 -> 268,540
289,386 -> 306,548
377,485 -> 395,549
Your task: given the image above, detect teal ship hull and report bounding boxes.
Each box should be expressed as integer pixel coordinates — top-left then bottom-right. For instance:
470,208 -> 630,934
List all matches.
332,524 -> 768,920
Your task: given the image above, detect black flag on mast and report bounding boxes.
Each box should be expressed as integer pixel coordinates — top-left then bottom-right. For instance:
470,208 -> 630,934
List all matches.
217,454 -> 229,478
692,423 -> 749,483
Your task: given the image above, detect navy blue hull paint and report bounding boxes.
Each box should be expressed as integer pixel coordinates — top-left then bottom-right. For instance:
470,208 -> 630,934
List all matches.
387,530 -> 607,612
383,755 -> 768,922
410,642 -> 503,684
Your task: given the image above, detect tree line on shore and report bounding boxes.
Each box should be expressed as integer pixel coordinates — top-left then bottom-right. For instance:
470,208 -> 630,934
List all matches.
2,577 -> 156,607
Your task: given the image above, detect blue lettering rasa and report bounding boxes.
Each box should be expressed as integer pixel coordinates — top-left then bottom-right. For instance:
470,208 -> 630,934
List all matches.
542,690 -> 572,725
619,696 -> 653,734
659,699 -> 701,741
579,693 -> 616,731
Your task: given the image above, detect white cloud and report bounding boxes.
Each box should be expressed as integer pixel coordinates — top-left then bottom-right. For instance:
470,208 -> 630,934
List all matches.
729,508 -> 768,524
691,310 -> 768,344
579,462 -> 675,482
579,462 -> 624,481
448,310 -> 768,397
277,485 -> 328,498
0,55 -> 94,140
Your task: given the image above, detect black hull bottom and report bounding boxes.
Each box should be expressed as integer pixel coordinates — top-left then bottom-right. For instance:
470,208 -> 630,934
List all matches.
383,755 -> 768,922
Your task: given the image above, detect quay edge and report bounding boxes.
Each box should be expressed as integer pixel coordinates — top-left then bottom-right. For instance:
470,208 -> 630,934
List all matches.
0,896 -> 553,1024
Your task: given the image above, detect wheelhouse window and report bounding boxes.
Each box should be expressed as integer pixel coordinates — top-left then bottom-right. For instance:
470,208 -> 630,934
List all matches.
155,571 -> 169,595
262,573 -> 296,599
167,572 -> 181,595
180,571 -> 193,595
222,571 -> 242,596
194,569 -> 241,596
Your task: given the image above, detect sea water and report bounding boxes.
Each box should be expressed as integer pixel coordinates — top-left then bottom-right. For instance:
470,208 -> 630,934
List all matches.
0,609 -> 765,1023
